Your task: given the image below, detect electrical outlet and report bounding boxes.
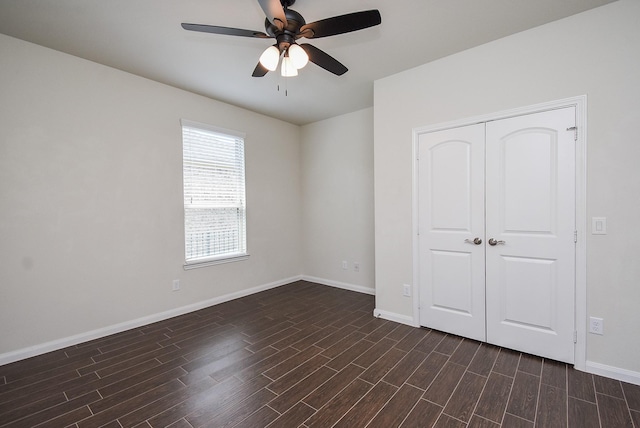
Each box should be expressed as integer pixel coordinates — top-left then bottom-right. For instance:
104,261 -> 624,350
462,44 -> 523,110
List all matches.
341,260 -> 348,270
353,262 -> 360,272
403,284 -> 411,297
589,317 -> 604,335
172,279 -> 180,292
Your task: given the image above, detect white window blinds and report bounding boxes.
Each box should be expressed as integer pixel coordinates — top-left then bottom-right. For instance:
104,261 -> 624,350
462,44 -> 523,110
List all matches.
182,120 -> 247,265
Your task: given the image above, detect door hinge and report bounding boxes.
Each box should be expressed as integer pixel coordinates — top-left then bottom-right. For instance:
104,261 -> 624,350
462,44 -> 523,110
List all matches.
574,230 -> 578,243
567,126 -> 578,141
574,330 -> 578,343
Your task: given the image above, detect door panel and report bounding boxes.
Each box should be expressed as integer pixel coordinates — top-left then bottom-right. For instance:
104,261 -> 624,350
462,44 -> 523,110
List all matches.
502,130 -> 555,233
418,124 -> 486,342
501,256 -> 556,330
430,250 -> 473,315
485,107 -> 576,363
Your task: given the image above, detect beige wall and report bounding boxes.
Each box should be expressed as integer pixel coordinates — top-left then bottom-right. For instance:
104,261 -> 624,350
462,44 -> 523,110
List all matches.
0,34 -> 302,357
374,0 -> 640,378
301,108 -> 375,293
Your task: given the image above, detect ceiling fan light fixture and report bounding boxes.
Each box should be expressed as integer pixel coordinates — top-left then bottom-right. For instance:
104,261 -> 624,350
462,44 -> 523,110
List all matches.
288,44 -> 309,69
281,55 -> 298,77
259,45 -> 280,71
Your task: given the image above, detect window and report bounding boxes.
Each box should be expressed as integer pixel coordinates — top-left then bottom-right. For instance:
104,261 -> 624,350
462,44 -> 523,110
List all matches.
181,120 -> 247,268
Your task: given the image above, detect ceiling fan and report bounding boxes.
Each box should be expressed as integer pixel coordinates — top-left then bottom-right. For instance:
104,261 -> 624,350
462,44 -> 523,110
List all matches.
181,0 -> 382,77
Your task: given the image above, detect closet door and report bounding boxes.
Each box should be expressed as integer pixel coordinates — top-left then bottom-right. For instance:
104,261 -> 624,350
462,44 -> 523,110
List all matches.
485,107 -> 576,363
418,124 -> 486,341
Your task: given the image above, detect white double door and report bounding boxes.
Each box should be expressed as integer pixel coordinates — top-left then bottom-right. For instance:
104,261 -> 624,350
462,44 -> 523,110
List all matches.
418,107 -> 576,363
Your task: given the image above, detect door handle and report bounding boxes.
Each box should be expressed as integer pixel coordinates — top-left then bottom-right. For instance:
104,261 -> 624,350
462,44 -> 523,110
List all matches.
488,238 -> 506,246
464,237 -> 483,245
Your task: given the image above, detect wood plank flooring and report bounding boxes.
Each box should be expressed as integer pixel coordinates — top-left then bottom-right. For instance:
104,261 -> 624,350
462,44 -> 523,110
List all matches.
1,280 -> 639,427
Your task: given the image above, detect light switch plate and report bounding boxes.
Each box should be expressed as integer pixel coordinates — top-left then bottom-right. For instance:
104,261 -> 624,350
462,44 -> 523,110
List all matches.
592,217 -> 607,235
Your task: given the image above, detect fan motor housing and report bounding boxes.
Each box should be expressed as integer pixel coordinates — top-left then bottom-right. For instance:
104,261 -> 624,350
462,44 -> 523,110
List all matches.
265,8 -> 305,39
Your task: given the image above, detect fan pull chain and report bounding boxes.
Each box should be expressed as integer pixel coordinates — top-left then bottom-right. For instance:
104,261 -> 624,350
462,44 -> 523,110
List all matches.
276,81 -> 289,97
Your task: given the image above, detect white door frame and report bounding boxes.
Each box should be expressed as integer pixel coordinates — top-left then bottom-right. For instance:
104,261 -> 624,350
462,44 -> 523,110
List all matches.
412,95 -> 587,370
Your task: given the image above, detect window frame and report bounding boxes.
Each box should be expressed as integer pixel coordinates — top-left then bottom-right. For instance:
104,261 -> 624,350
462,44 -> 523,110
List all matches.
181,119 -> 249,270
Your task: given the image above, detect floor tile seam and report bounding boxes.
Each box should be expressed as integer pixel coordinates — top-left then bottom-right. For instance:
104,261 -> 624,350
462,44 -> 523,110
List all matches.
0,360 -> 95,391
383,350 -> 430,389
242,323 -> 300,345
567,389 -> 597,404
355,347 -> 409,386
392,341 -> 429,355
322,379 -> 389,428
531,359 -> 545,427
243,330 -> 303,352
593,384 -> 624,400
324,341 -> 379,372
176,417 -> 195,428
299,366 -> 362,412
464,370 -> 494,423
45,404 -> 96,428
267,354 -> 333,388
84,379 -> 188,426
87,374 -> 185,420
493,366 -> 519,426
96,339 -> 159,357
265,365 -> 339,412
263,348 -> 329,383
471,413 -> 501,427
80,348 -> 169,378
577,393 -> 604,428
0,371 -> 90,409
0,392 -> 75,427
504,411 -> 535,425
357,380 -> 401,428
620,382 -> 640,413
423,362 -> 469,415
477,369 -> 514,425
304,374 -> 379,426
96,362 -> 188,400
30,395 -> 100,428
402,350 -> 450,393
441,336 -> 465,361
600,388 -> 635,428
451,339 -> 484,371
264,404 -> 282,417
389,392 -> 424,428
161,327 -> 243,348
439,409 -> 470,426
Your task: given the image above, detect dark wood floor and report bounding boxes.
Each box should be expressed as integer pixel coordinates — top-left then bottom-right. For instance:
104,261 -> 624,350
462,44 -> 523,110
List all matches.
1,281 -> 639,428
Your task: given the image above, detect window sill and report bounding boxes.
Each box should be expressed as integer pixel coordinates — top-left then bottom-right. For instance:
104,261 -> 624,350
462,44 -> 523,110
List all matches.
183,254 -> 249,270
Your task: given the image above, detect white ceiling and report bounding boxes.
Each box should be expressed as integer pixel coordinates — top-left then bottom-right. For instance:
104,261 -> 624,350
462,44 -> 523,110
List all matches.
0,0 -> 615,125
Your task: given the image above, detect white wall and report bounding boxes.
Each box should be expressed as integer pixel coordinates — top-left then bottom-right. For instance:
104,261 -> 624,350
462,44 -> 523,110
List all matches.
301,108 -> 375,294
374,0 -> 640,377
0,33 -> 302,358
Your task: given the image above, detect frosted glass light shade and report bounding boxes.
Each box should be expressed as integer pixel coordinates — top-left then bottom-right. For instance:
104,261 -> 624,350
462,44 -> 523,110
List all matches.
259,46 -> 280,71
288,44 -> 309,69
281,56 -> 298,77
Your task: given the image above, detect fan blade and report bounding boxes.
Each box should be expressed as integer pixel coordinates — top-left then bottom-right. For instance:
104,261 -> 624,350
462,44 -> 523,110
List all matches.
300,43 -> 348,76
257,0 -> 287,30
181,23 -> 270,38
252,61 -> 269,77
299,10 -> 381,39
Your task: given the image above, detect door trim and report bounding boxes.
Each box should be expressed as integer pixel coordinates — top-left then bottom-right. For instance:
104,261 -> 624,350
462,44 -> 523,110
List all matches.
412,95 -> 587,369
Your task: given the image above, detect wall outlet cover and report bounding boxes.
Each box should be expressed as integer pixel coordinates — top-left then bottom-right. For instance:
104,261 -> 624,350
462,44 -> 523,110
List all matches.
589,317 -> 604,335
403,284 -> 411,297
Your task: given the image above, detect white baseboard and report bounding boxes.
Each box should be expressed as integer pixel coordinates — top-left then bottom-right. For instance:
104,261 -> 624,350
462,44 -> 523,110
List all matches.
373,308 -> 420,327
301,275 -> 375,295
0,275 -> 302,366
585,360 -> 640,386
